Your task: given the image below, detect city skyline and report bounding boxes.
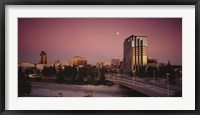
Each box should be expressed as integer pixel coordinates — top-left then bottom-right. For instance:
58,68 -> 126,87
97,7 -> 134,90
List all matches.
18,18 -> 182,65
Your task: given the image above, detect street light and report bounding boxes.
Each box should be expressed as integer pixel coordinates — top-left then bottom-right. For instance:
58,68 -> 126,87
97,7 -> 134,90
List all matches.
153,70 -> 155,82
179,70 -> 182,87
117,69 -> 119,76
166,73 -> 170,96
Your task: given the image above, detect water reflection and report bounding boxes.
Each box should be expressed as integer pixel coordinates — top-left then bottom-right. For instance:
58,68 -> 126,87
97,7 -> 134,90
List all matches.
30,82 -> 149,97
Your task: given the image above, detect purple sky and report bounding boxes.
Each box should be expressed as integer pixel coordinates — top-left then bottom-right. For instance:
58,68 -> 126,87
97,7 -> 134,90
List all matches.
18,18 -> 182,65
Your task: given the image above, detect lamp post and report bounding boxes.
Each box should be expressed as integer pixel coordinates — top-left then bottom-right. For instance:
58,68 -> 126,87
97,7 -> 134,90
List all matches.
118,73 -> 119,80
132,70 -> 135,85
166,73 -> 170,96
153,70 -> 155,82
179,70 -> 182,87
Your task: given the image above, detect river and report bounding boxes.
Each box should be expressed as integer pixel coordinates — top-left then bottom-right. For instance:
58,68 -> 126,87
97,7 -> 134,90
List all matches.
29,82 -> 148,97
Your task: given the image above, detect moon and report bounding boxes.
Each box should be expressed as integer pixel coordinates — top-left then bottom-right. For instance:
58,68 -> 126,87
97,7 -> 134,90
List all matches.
117,32 -> 119,35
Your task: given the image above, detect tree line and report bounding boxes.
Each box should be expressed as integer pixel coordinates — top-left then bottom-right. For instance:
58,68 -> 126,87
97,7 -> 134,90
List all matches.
23,65 -> 109,85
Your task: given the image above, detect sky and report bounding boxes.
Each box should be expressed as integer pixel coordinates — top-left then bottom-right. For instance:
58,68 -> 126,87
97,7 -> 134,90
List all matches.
18,18 -> 182,65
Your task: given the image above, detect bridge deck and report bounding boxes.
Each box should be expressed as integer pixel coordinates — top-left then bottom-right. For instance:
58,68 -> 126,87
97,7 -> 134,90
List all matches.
106,75 -> 181,97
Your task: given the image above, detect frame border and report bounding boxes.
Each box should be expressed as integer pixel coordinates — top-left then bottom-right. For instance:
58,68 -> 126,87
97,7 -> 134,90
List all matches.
0,0 -> 199,115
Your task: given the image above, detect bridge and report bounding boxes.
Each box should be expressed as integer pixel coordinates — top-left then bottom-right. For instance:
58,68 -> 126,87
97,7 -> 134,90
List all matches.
106,74 -> 181,97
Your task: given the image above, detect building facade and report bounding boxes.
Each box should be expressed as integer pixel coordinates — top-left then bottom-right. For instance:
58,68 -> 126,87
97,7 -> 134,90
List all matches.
111,59 -> 120,68
96,61 -> 111,68
123,34 -> 147,73
39,51 -> 47,64
73,56 -> 87,67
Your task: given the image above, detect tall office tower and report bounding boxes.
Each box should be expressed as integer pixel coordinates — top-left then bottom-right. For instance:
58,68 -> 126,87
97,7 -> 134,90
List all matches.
39,51 -> 47,64
123,34 -> 147,73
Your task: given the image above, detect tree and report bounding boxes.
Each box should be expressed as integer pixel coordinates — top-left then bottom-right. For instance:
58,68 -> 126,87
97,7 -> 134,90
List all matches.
146,66 -> 158,79
42,66 -> 57,76
24,68 -> 30,75
159,65 -> 167,76
78,67 -> 87,82
99,67 -> 107,83
138,66 -> 147,77
56,66 -> 64,83
42,66 -> 51,76
147,66 -> 154,77
18,66 -> 32,96
50,65 -> 57,75
88,67 -> 98,85
166,61 -> 176,84
64,66 -> 78,81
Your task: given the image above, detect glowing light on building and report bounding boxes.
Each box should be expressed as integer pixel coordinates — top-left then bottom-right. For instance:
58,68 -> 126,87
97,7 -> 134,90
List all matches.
73,56 -> 87,67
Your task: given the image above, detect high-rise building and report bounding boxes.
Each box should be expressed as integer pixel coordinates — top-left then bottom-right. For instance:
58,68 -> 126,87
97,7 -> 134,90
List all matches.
39,51 -> 47,64
73,56 -> 87,67
123,34 -> 147,73
111,59 -> 120,68
119,61 -> 124,70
